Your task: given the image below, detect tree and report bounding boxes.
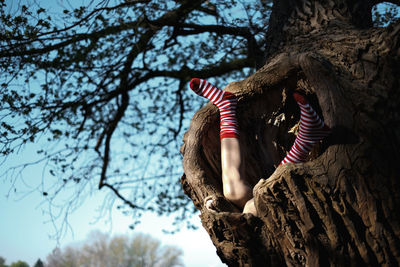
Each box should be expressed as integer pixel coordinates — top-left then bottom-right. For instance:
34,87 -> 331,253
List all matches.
0,257 -> 7,267
0,0 -> 269,230
181,0 -> 400,266
9,261 -> 29,267
0,258 -> 30,267
33,259 -> 44,267
45,231 -> 183,267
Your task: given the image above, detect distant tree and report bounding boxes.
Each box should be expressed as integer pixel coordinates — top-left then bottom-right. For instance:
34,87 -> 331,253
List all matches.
9,261 -> 29,267
32,260 -> 43,267
45,248 -> 68,267
0,256 -> 7,267
45,231 -> 184,267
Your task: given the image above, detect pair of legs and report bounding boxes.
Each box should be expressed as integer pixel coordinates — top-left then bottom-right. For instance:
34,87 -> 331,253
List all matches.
189,78 -> 330,215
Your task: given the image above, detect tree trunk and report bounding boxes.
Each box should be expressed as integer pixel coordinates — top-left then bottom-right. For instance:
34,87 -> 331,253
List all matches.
180,0 -> 400,266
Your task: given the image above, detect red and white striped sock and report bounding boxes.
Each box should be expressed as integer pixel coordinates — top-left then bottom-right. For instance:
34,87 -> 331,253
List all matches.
190,78 -> 239,140
280,93 -> 330,165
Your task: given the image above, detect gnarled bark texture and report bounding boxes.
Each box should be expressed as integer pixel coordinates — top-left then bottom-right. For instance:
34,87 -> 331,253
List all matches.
180,0 -> 400,266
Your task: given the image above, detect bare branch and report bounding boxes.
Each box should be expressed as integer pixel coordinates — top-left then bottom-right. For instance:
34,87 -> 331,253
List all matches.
0,0 -> 203,57
174,79 -> 185,139
12,0 -> 150,42
101,182 -> 142,209
98,91 -> 129,189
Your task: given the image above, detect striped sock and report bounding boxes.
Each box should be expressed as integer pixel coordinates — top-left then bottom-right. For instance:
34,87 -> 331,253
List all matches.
280,93 -> 330,165
189,78 -> 239,140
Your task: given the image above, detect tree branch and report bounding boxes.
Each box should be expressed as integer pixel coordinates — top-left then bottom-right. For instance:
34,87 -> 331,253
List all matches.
174,79 -> 185,139
0,0 -> 204,57
97,91 -> 129,189
153,57 -> 254,79
178,23 -> 257,37
101,182 -> 142,209
88,57 -> 253,110
13,0 -> 150,42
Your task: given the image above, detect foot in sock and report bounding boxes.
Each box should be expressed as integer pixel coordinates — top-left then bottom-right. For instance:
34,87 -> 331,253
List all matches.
190,78 -> 239,140
280,92 -> 330,165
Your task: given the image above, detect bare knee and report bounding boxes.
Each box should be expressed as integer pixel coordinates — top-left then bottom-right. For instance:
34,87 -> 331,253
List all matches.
243,198 -> 257,216
223,183 -> 253,209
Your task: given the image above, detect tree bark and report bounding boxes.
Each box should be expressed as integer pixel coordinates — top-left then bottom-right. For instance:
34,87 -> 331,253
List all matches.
181,0 -> 400,266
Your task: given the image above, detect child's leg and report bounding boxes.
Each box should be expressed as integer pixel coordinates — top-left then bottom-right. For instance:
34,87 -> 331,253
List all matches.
221,138 -> 253,208
242,93 -> 330,215
190,78 -> 252,209
280,93 -> 330,165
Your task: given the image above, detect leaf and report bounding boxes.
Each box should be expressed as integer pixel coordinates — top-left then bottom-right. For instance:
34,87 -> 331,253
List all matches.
37,8 -> 46,14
